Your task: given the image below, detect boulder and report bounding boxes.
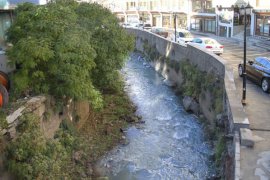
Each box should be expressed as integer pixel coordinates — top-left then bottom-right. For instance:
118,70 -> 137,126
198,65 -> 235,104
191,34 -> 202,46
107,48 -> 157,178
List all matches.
183,96 -> 200,115
190,100 -> 200,115
183,96 -> 193,111
163,79 -> 174,87
216,114 -> 225,128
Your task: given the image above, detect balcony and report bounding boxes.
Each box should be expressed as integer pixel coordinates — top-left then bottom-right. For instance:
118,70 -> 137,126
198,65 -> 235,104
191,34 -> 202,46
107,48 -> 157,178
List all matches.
193,8 -> 215,14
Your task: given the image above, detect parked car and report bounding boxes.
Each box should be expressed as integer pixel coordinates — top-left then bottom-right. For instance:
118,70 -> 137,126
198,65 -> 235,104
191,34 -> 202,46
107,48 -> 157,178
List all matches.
135,23 -> 144,29
143,23 -> 152,30
238,57 -> 270,93
170,29 -> 193,45
121,23 -> 132,28
189,37 -> 224,55
151,28 -> 168,38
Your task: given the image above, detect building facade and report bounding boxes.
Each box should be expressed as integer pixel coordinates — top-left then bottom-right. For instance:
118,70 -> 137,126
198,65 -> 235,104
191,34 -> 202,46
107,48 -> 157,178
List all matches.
108,0 -> 269,38
252,0 -> 270,37
111,0 -> 217,34
190,0 -> 216,34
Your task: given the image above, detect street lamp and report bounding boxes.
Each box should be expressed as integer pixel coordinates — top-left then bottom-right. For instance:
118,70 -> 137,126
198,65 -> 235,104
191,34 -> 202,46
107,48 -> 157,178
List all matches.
173,12 -> 177,42
240,2 -> 252,105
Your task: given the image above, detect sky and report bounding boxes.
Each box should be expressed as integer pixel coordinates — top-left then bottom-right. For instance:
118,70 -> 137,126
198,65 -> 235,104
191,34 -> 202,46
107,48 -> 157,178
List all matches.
6,0 -> 47,5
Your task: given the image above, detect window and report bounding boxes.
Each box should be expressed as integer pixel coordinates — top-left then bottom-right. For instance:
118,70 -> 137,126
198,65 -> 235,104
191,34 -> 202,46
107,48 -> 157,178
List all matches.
177,14 -> 187,29
205,19 -> 215,33
126,1 -> 136,10
193,38 -> 202,43
256,15 -> 270,37
191,18 -> 201,31
204,39 -> 217,45
162,16 -> 170,27
192,0 -> 202,12
260,59 -> 270,68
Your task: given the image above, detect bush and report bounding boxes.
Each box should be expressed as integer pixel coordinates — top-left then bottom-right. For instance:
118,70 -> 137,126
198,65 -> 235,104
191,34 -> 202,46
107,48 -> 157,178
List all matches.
5,114 -> 82,179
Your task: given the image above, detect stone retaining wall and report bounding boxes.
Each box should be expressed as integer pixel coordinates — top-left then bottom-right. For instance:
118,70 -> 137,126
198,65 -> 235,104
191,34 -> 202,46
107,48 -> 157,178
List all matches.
0,96 -> 90,139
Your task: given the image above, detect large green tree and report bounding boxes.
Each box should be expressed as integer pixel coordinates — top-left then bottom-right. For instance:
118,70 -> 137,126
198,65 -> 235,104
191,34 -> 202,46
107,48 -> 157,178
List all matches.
7,0 -> 134,108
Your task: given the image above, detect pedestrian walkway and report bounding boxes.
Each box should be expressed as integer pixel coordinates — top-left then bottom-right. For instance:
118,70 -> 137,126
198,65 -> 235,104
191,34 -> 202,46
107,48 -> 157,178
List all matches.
191,30 -> 270,179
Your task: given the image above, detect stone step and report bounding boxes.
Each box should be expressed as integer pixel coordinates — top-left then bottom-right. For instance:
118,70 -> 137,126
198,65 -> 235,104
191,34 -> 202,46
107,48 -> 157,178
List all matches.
240,128 -> 254,148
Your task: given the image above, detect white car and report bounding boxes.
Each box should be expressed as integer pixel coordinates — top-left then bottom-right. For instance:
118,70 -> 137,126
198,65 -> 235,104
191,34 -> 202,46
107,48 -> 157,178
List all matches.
189,37 -> 224,55
170,29 -> 194,45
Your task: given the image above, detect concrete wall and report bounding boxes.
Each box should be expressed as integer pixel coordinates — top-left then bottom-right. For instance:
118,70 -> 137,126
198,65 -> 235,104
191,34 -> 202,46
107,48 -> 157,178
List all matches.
128,28 -> 249,133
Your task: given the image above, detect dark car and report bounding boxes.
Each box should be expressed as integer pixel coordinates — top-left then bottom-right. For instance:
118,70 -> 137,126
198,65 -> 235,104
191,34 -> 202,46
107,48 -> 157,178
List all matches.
143,23 -> 152,30
238,57 -> 270,93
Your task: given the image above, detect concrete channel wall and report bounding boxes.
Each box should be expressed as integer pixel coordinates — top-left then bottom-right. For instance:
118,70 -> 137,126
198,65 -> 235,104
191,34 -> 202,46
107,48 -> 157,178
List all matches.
127,28 -> 248,179
128,28 -> 249,133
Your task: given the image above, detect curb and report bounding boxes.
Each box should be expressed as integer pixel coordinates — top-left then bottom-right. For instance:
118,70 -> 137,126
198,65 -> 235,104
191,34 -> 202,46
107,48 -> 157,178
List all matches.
234,131 -> 241,180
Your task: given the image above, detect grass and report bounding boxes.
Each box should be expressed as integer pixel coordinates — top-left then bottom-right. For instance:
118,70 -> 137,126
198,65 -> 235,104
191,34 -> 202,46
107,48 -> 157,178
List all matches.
78,87 -> 135,162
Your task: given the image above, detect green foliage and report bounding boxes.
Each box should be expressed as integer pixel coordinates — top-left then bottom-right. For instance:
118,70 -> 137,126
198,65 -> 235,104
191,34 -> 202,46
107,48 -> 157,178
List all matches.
76,2 -> 134,92
7,0 -> 134,108
5,114 -> 83,179
180,61 -> 202,98
0,109 -> 8,129
215,134 -> 226,166
179,60 -> 224,115
168,59 -> 181,73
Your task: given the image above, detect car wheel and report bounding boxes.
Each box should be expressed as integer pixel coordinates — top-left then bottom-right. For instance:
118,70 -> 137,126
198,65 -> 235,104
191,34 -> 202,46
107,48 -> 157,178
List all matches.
261,78 -> 270,93
238,65 -> 243,77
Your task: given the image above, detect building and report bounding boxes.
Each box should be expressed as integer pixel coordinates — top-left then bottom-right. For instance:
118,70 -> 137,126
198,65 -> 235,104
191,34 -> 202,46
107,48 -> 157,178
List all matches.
190,0 -> 216,34
110,0 -> 217,33
252,0 -> 270,37
111,0 -> 191,29
214,0 -> 270,38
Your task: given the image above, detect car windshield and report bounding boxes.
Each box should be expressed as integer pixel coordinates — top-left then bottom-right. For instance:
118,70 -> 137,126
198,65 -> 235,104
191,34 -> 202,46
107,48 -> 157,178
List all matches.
183,32 -> 192,38
204,39 -> 218,45
177,32 -> 192,38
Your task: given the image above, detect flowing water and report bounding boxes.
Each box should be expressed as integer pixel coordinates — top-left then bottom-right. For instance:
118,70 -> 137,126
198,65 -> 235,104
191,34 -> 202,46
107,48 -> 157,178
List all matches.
97,53 -> 215,180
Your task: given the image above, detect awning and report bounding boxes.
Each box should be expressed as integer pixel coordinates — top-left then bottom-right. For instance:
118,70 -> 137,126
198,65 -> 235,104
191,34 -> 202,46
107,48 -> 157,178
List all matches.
253,9 -> 270,13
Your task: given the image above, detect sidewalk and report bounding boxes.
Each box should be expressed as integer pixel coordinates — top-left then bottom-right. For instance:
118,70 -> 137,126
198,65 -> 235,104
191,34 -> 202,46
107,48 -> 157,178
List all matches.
191,30 -> 270,179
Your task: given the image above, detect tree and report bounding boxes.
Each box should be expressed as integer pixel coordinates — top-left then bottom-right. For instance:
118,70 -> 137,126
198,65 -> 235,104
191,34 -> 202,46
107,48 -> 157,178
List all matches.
76,2 -> 134,92
7,0 -> 134,108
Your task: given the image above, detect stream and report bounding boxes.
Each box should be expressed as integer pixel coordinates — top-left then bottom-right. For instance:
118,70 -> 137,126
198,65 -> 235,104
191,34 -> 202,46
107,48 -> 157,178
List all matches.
96,53 -> 216,179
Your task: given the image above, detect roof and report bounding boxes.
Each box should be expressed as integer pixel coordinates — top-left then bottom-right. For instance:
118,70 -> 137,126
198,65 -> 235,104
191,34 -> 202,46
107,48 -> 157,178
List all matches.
234,0 -> 247,7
